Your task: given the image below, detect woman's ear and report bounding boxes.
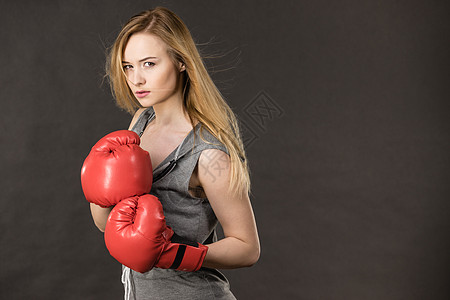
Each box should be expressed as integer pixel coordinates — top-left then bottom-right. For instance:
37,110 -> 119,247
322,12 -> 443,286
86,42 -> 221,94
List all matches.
179,62 -> 186,72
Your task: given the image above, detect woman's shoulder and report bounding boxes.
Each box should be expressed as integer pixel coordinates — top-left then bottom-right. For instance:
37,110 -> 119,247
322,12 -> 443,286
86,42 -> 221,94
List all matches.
194,123 -> 229,155
128,107 -> 154,130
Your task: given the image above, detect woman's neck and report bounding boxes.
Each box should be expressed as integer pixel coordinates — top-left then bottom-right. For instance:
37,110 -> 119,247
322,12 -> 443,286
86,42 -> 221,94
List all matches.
151,94 -> 193,131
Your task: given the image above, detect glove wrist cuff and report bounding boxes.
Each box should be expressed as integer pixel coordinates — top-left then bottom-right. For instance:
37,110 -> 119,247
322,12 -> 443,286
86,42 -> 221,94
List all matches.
156,241 -> 208,272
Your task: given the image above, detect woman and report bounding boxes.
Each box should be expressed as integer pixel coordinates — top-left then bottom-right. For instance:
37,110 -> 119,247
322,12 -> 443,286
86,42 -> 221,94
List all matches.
90,7 -> 260,299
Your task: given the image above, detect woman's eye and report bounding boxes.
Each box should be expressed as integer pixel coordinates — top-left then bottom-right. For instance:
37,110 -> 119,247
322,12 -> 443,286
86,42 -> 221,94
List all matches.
144,62 -> 155,67
123,65 -> 132,70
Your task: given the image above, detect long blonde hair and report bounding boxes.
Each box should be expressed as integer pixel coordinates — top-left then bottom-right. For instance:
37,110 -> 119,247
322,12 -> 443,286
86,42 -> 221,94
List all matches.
106,7 -> 250,197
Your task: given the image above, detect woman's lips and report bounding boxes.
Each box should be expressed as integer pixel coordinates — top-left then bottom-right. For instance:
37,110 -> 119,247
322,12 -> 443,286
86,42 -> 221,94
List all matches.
135,91 -> 150,98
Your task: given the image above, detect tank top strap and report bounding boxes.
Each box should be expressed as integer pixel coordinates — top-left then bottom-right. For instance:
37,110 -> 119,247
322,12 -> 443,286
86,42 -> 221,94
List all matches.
177,124 -> 229,161
130,107 -> 228,158
130,107 -> 155,137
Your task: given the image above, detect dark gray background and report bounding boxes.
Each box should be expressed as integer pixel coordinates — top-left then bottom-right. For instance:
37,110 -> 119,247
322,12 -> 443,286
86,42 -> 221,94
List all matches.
0,0 -> 449,299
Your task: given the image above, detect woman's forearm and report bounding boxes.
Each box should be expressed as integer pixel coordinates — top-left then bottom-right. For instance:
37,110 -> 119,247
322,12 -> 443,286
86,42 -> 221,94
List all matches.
90,203 -> 113,232
203,236 -> 260,269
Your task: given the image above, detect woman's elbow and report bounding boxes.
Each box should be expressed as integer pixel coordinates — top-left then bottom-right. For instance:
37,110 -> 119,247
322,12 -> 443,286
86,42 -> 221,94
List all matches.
243,244 -> 260,267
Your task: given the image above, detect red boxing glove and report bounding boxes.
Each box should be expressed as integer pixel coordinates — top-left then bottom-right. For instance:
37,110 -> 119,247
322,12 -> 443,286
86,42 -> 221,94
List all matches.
80,130 -> 152,207
155,232 -> 209,272
105,194 -> 208,273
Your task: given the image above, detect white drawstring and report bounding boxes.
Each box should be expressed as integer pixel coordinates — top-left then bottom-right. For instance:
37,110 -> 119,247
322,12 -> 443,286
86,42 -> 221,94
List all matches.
121,266 -> 132,300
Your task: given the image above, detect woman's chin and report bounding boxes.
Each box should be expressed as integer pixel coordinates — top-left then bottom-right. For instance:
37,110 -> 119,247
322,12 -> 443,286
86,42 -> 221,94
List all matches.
136,98 -> 156,108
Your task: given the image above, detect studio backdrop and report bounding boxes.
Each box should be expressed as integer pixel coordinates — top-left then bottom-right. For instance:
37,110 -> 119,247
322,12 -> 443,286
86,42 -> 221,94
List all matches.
0,1 -> 449,299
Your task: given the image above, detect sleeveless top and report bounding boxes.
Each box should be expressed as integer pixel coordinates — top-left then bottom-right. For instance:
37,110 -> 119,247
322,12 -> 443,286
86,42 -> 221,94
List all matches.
123,107 -> 236,300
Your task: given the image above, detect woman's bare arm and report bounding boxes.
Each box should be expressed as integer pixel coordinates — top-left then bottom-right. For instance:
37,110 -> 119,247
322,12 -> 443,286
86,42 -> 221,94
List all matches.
90,204 -> 113,232
199,149 -> 261,269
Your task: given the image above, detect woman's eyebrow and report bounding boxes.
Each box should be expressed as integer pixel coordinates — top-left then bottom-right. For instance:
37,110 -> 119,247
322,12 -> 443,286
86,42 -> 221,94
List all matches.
122,56 -> 158,63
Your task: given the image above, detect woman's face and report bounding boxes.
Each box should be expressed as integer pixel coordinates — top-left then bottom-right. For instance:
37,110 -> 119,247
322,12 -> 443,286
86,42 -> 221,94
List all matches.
122,32 -> 185,107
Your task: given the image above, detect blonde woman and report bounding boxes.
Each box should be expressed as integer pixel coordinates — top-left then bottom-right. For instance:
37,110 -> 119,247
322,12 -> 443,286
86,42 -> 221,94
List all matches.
89,7 -> 260,299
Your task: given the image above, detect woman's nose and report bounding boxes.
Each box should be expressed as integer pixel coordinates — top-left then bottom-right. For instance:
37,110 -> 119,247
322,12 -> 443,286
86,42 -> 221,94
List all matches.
129,69 -> 145,86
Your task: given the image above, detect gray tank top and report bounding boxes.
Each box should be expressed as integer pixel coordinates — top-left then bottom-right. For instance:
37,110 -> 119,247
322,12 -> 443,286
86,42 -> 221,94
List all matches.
126,107 -> 236,300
